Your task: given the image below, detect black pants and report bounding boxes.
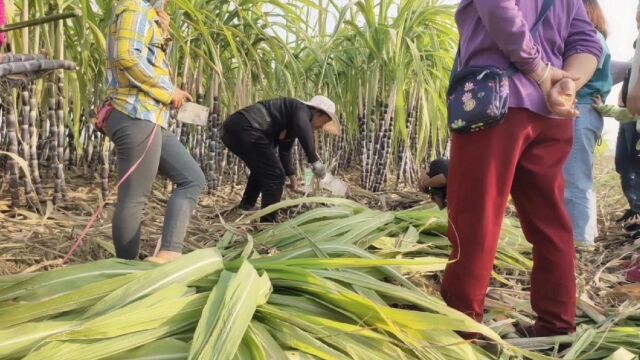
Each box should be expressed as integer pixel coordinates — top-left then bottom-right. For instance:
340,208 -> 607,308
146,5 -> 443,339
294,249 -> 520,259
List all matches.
221,113 -> 285,222
616,122 -> 640,212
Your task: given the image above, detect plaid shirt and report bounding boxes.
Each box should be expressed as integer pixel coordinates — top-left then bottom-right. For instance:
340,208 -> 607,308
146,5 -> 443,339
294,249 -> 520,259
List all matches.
107,0 -> 175,126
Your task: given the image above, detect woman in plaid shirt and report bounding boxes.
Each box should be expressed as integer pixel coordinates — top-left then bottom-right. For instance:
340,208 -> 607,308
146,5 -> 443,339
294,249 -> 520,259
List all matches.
104,0 -> 204,264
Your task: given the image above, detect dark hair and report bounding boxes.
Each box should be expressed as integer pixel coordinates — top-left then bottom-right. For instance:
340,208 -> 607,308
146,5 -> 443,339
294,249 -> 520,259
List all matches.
583,0 -> 608,38
311,108 -> 329,118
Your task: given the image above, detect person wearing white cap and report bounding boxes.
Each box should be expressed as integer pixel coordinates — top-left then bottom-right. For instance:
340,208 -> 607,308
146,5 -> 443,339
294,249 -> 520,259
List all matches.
221,96 -> 341,222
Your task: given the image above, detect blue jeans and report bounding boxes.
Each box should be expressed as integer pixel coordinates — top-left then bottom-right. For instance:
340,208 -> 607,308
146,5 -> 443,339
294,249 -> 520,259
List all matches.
563,104 -> 603,245
616,120 -> 640,213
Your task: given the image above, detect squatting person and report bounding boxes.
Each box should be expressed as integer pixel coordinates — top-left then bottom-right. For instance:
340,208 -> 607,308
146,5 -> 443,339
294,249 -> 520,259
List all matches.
221,96 -> 340,222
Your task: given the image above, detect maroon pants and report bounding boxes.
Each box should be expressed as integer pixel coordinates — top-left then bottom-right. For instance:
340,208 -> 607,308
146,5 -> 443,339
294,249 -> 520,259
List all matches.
441,108 -> 576,335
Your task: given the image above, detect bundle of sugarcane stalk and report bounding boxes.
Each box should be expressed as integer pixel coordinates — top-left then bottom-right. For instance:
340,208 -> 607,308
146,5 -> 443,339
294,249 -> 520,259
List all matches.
2,198 -> 638,359
0,52 -> 76,209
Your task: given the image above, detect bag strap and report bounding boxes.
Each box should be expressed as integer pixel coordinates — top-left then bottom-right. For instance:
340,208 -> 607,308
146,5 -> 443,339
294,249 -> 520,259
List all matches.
453,0 -> 555,75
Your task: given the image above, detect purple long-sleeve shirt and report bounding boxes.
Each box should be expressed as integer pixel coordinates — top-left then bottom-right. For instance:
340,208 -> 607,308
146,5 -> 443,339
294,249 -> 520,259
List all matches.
456,0 -> 603,117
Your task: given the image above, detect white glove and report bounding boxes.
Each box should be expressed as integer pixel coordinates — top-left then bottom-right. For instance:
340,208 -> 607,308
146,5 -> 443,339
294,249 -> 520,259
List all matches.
311,161 -> 326,179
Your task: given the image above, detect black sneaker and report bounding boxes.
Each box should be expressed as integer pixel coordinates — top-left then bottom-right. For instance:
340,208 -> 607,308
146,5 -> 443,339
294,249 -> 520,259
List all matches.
239,203 -> 256,212
617,209 -> 640,225
618,210 -> 640,232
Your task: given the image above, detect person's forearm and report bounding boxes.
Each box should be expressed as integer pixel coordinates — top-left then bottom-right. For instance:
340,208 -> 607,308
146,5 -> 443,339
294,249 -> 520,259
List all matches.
425,174 -> 447,188
563,53 -> 598,90
595,104 -> 637,123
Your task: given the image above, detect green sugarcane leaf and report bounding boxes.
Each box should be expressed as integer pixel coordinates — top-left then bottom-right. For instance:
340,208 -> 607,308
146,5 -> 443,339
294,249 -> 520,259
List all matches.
0,272 -> 35,291
83,248 -> 223,318
188,261 -> 271,360
102,338 -> 189,360
263,317 -> 351,360
0,259 -> 153,302
603,348 -> 637,360
0,321 -> 77,359
0,272 -> 142,328
285,351 -> 322,360
245,321 -> 289,360
55,288 -> 206,340
24,315 -> 197,360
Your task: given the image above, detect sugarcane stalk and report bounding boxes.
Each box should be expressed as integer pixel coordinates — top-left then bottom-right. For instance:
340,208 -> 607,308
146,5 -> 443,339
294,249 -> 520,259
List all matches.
365,101 -> 378,190
0,59 -> 76,77
27,82 -> 43,199
372,87 -> 396,192
366,101 -> 382,191
46,78 -> 56,167
48,78 -> 60,204
4,89 -> 20,207
49,75 -> 62,205
293,143 -> 300,177
85,127 -> 94,171
19,86 -> 31,178
206,76 -> 219,194
231,156 -> 240,187
397,101 -> 417,188
0,54 -> 46,64
57,74 -> 67,198
358,91 -> 367,188
194,60 -> 204,166
0,11 -> 81,34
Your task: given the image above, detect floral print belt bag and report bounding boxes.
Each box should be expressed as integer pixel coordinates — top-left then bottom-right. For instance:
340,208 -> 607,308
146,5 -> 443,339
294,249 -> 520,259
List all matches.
446,0 -> 553,134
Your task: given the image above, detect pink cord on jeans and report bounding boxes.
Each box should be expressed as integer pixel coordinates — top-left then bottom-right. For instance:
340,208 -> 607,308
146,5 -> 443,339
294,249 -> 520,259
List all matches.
62,123 -> 160,263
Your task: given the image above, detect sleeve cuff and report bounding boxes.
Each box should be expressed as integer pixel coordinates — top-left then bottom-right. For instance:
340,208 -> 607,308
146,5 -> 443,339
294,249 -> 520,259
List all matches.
158,86 -> 175,105
521,56 -> 543,76
563,47 -> 603,63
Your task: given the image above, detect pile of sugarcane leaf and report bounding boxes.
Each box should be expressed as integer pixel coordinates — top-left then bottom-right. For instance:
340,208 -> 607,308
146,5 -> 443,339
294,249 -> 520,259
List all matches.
1,198 -> 638,359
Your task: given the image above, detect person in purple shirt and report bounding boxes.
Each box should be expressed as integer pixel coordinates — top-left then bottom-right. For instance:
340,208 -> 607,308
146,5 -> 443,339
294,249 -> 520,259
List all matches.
441,0 -> 602,339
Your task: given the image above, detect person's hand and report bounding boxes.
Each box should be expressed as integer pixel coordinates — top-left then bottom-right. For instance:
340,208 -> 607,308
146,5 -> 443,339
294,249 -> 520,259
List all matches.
171,89 -> 192,109
531,64 -> 577,94
628,82 -> 640,116
286,175 -> 298,191
418,173 -> 430,193
547,78 -> 579,119
593,95 -> 603,107
311,161 -> 326,179
157,10 -> 171,35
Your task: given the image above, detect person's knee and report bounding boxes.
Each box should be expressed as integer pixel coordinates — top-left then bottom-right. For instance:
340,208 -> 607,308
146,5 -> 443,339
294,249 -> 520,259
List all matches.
192,167 -> 206,192
176,166 -> 206,193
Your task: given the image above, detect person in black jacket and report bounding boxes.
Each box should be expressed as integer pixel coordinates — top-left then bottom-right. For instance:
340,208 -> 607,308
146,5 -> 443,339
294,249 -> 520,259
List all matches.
221,96 -> 341,221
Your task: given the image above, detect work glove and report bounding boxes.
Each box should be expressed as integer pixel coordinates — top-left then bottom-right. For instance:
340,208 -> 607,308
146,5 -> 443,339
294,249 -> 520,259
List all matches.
311,161 -> 326,179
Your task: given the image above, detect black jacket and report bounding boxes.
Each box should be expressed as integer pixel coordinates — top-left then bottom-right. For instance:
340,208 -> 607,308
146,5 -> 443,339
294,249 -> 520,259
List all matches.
239,98 -> 319,175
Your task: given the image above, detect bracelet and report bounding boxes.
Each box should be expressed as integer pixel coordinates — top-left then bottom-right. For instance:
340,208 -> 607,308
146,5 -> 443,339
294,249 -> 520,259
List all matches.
537,62 -> 551,84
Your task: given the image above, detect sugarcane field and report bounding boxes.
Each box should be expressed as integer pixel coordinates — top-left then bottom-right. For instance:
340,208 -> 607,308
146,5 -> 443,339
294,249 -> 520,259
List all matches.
3,0 -> 640,359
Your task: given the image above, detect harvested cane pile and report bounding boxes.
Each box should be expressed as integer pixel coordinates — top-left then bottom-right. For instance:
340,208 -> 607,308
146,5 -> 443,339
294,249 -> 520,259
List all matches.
1,198 -> 640,360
